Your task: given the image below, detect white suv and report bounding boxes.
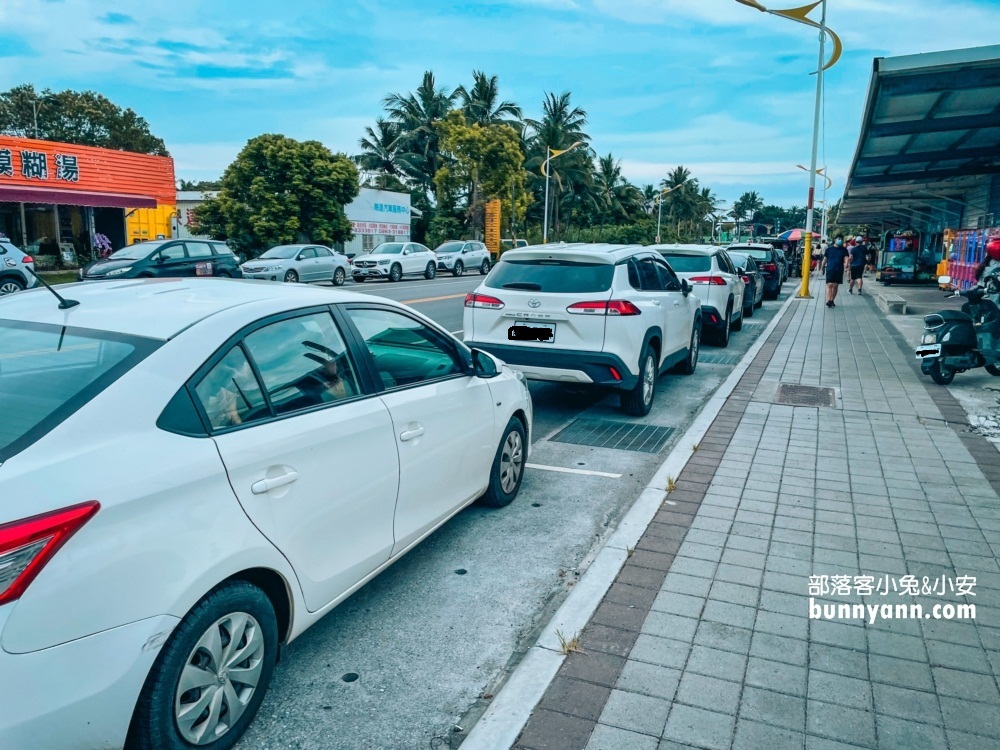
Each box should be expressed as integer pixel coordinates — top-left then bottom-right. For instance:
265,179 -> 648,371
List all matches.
653,244 -> 746,347
463,243 -> 702,416
351,241 -> 438,282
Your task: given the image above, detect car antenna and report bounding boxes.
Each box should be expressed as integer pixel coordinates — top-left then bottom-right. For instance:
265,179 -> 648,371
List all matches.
23,266 -> 80,309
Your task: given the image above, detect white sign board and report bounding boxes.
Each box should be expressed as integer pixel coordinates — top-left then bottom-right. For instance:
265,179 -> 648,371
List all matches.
346,188 -> 411,236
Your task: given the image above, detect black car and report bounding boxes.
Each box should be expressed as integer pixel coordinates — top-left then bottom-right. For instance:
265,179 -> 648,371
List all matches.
80,239 -> 243,281
728,252 -> 765,317
727,243 -> 782,300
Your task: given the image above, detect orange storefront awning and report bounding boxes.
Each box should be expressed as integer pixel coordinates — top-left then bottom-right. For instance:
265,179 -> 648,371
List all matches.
0,185 -> 156,208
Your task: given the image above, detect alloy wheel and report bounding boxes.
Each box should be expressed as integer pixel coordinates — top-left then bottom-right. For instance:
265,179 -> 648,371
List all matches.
499,430 -> 524,494
642,355 -> 655,405
0,280 -> 23,295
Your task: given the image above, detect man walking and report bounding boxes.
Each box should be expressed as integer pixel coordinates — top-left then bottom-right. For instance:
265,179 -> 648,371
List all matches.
848,235 -> 868,294
820,237 -> 850,307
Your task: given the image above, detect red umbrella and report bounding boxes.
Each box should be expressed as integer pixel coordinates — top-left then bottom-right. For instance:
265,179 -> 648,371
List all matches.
777,228 -> 821,241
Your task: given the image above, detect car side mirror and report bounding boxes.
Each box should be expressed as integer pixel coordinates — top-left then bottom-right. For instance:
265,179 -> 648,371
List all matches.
681,279 -> 691,297
471,348 -> 500,378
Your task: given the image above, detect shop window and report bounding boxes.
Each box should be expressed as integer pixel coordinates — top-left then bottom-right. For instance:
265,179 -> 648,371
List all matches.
362,234 -> 374,252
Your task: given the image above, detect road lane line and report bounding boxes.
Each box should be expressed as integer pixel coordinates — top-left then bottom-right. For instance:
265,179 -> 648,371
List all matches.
402,292 -> 468,304
525,463 -> 621,479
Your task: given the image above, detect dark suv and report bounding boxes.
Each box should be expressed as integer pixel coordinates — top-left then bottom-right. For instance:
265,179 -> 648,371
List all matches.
80,239 -> 242,281
727,243 -> 783,299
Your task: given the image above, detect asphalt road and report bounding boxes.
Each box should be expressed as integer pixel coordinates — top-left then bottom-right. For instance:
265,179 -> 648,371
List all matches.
237,273 -> 794,750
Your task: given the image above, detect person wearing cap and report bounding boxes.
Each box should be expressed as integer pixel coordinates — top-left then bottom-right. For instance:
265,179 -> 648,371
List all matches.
848,235 -> 868,295
820,237 -> 850,307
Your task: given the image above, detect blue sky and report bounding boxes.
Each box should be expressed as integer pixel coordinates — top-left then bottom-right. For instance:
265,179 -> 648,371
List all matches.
2,0 -> 999,209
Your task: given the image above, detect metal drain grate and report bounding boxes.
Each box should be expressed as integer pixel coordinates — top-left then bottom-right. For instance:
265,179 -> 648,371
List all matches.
551,419 -> 675,453
700,353 -> 742,365
743,321 -> 767,329
773,383 -> 836,408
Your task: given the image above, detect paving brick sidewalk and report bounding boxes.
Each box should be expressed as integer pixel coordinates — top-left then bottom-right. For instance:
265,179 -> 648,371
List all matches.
514,282 -> 1000,750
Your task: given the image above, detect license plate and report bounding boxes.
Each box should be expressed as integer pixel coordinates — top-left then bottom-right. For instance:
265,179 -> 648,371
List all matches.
916,344 -> 941,359
509,322 -> 555,344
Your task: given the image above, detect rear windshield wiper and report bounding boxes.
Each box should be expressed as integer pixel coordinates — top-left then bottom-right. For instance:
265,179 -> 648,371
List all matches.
502,282 -> 542,290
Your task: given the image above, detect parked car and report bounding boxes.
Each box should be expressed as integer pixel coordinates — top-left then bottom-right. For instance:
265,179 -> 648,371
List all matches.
241,244 -> 350,285
79,239 -> 243,281
463,243 -> 701,416
352,241 -> 437,282
0,235 -> 39,296
0,278 -> 531,750
434,240 -> 492,277
728,251 -> 765,317
727,243 -> 783,300
654,244 -> 746,347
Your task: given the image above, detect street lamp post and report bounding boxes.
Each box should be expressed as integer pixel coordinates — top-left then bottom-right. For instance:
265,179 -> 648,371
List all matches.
30,95 -> 58,139
736,0 -> 842,299
654,179 -> 689,244
542,141 -> 584,244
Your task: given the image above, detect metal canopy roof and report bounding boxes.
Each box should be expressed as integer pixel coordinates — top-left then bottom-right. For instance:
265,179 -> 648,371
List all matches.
839,45 -> 1000,227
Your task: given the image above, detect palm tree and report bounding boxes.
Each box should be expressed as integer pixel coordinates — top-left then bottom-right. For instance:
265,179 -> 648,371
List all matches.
733,190 -> 764,238
384,71 -> 457,189
353,118 -> 416,189
659,166 -> 700,239
456,71 -> 522,127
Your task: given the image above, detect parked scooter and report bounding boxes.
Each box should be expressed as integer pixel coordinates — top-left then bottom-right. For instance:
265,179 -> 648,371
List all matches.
916,269 -> 1000,385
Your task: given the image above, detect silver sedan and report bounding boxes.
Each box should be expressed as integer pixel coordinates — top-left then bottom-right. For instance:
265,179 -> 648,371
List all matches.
241,244 -> 350,285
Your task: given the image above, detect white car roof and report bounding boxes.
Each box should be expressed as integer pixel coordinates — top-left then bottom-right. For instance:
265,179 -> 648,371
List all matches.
651,244 -> 719,255
500,242 -> 646,264
0,278 -> 373,340
728,243 -> 775,250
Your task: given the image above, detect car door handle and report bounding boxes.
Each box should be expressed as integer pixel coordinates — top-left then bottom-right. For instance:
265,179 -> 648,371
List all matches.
400,426 -> 425,442
652,300 -> 661,306
251,470 -> 299,495
674,300 -> 681,307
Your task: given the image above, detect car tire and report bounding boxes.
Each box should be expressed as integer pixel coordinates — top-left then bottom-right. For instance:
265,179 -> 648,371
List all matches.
714,305 -> 732,347
333,268 -> 346,286
676,324 -> 700,375
389,264 -> 402,283
986,364 -> 1000,376
283,270 -> 298,284
425,262 -> 436,280
755,296 -> 763,309
353,276 -> 366,283
0,277 -> 25,295
125,581 -> 279,750
453,261 -> 464,277
620,345 -> 657,417
732,300 -> 744,332
929,360 -> 955,385
480,259 -> 490,275
216,271 -> 231,278
477,417 -> 526,508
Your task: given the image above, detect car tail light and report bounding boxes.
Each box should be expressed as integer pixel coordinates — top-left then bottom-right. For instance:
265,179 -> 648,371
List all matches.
567,300 -> 641,316
707,312 -> 719,324
0,501 -> 99,605
761,263 -> 777,272
21,255 -> 34,264
609,366 -> 622,381
689,276 -> 727,285
741,275 -> 751,284
465,293 -> 505,310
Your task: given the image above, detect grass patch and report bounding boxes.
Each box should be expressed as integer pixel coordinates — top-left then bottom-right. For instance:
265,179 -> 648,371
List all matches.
666,476 -> 677,493
40,271 -> 79,285
555,630 -> 584,655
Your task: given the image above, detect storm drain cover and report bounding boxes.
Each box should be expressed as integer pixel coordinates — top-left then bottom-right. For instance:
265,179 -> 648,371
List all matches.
551,419 -> 675,453
699,353 -> 742,365
743,321 -> 767,329
773,383 -> 836,408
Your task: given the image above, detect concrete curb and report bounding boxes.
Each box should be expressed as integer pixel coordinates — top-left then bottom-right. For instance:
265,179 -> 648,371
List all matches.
460,291 -> 800,750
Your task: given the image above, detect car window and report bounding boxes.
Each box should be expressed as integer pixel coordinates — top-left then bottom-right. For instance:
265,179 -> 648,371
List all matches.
636,257 -> 666,291
659,254 -> 710,273
346,308 -> 464,390
315,247 -> 332,258
211,243 -> 234,257
655,259 -> 681,291
716,253 -> 733,274
160,243 -> 186,261
734,248 -> 772,261
194,346 -> 269,429
298,247 -> 316,260
486,260 -> 614,293
0,321 -> 156,461
626,259 -> 642,290
243,313 -> 360,416
185,241 -> 214,260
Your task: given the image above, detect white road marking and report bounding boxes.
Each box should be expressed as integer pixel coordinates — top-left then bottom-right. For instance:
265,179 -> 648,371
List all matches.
525,463 -> 621,479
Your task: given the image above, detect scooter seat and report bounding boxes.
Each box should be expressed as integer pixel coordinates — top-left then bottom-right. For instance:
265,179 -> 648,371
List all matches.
932,310 -> 973,323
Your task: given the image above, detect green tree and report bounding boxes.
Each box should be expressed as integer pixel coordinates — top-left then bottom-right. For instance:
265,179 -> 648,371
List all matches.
178,179 -> 222,191
192,134 -> 358,255
456,71 -> 522,127
354,118 -> 416,190
383,71 -> 456,190
0,84 -> 168,155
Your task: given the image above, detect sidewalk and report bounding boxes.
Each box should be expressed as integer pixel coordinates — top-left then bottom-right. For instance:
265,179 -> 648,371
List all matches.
511,280 -> 1000,750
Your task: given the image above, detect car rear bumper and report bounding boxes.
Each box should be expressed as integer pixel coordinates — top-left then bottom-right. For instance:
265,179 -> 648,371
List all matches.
465,341 -> 638,389
699,306 -> 728,331
0,607 -> 179,750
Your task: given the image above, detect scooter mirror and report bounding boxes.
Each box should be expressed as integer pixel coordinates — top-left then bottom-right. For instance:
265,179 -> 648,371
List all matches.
938,275 -> 952,285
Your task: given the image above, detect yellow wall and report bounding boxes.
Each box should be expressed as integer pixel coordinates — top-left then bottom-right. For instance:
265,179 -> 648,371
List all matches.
126,205 -> 175,244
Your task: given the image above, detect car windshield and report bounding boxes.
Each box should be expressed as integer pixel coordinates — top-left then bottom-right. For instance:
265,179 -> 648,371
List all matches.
372,243 -> 404,255
258,246 -> 302,260
485,259 -> 614,293
0,321 -> 158,462
729,253 -> 751,267
436,242 -> 464,254
661,254 -> 711,273
733,248 -> 772,260
108,241 -> 167,261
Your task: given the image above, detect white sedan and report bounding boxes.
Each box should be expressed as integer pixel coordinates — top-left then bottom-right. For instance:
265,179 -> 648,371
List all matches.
0,279 -> 531,750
